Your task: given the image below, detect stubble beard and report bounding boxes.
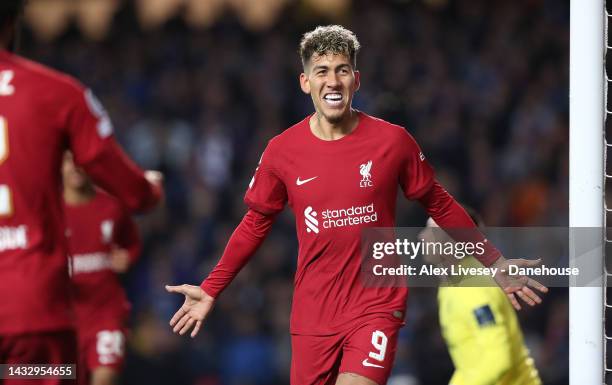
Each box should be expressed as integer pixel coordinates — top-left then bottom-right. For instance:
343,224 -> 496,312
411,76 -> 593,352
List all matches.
316,102 -> 349,126
324,111 -> 344,125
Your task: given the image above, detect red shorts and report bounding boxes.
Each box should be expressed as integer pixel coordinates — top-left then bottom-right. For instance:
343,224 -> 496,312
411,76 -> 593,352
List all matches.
291,317 -> 402,385
76,322 -> 126,385
0,330 -> 77,385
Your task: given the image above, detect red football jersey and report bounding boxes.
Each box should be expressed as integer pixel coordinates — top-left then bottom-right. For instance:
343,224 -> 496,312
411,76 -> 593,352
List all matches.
65,190 -> 141,328
0,50 -> 159,334
244,112 -> 434,335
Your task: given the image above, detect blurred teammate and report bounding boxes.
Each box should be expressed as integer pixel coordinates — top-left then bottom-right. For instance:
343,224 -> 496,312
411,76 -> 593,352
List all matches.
63,153 -> 141,385
0,1 -> 162,384
166,25 -> 546,385
420,210 -> 542,385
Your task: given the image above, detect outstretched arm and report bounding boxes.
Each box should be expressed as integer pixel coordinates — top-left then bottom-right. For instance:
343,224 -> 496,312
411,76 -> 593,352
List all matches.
166,208 -> 276,337
418,181 -> 548,310
63,84 -> 163,213
202,208 -> 277,297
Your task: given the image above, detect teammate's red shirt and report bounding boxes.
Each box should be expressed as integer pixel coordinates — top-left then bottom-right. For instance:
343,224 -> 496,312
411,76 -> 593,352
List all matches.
0,50 -> 160,334
243,112 -> 434,335
65,190 -> 140,328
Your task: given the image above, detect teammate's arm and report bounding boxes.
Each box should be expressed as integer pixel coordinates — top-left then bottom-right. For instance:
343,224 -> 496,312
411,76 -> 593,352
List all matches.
77,141 -> 162,213
63,86 -> 162,212
166,208 -> 276,337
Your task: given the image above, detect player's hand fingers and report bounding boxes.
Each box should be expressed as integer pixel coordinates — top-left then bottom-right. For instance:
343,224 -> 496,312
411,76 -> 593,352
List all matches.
169,307 -> 186,327
506,292 -> 521,310
527,277 -> 548,293
179,318 -> 194,336
191,320 -> 203,338
516,258 -> 541,267
167,284 -> 203,301
173,313 -> 191,333
145,170 -> 163,185
516,290 -> 535,307
165,284 -> 186,295
521,286 -> 542,304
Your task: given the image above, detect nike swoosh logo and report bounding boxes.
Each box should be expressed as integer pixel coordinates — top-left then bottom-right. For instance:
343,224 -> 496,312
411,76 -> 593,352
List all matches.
296,176 -> 318,186
362,359 -> 384,369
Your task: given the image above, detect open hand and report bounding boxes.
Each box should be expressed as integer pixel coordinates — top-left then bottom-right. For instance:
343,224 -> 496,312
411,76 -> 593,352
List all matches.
492,257 -> 549,310
165,284 -> 215,338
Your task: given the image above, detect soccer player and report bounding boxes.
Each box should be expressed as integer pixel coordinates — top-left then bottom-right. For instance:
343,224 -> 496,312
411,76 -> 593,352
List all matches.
166,25 -> 546,385
63,152 -> 141,385
420,210 -> 542,385
0,1 -> 162,384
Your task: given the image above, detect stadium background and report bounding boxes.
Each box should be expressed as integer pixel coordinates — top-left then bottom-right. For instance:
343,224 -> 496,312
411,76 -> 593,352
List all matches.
18,0 -> 568,384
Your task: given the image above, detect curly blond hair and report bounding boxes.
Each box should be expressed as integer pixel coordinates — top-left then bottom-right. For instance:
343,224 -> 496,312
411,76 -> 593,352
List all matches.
299,25 -> 361,69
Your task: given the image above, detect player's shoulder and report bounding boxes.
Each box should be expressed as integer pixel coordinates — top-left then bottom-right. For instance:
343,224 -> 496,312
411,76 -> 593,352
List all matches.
360,112 -> 407,134
265,115 -> 311,151
3,52 -> 85,95
359,112 -> 419,143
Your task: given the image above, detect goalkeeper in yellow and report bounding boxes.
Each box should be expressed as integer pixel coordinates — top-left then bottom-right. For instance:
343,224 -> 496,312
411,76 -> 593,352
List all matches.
420,209 -> 542,385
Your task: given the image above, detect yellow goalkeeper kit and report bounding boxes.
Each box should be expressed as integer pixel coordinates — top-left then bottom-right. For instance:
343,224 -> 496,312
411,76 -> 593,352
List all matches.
438,256 -> 542,385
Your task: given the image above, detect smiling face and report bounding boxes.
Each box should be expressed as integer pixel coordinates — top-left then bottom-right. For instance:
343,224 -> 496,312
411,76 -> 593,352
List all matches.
299,53 -> 360,125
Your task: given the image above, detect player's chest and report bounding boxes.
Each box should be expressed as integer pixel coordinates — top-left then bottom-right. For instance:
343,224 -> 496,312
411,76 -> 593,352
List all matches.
65,209 -> 117,251
281,147 -> 398,207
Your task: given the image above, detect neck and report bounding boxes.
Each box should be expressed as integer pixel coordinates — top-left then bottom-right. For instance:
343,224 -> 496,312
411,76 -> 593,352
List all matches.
64,184 -> 96,205
310,109 -> 359,141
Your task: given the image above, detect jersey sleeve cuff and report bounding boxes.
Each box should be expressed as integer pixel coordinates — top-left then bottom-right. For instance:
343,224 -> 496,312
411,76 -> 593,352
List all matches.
200,280 -> 219,299
477,240 -> 502,267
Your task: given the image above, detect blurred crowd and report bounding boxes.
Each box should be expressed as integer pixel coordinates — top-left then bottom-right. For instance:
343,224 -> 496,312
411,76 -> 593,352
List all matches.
20,0 -> 569,384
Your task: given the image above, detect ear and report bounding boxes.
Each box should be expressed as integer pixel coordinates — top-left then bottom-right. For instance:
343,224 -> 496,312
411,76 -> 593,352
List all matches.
353,70 -> 361,92
299,72 -> 311,94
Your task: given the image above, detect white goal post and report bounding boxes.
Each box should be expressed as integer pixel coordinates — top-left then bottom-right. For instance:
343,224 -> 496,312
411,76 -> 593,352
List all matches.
569,0 -> 604,384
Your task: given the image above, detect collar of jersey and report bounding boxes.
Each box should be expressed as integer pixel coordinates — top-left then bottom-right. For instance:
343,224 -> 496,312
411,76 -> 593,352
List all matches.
306,110 -> 365,146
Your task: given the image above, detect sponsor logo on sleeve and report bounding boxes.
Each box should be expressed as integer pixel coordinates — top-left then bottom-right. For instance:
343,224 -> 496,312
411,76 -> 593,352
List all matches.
248,154 -> 264,189
84,89 -> 113,138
